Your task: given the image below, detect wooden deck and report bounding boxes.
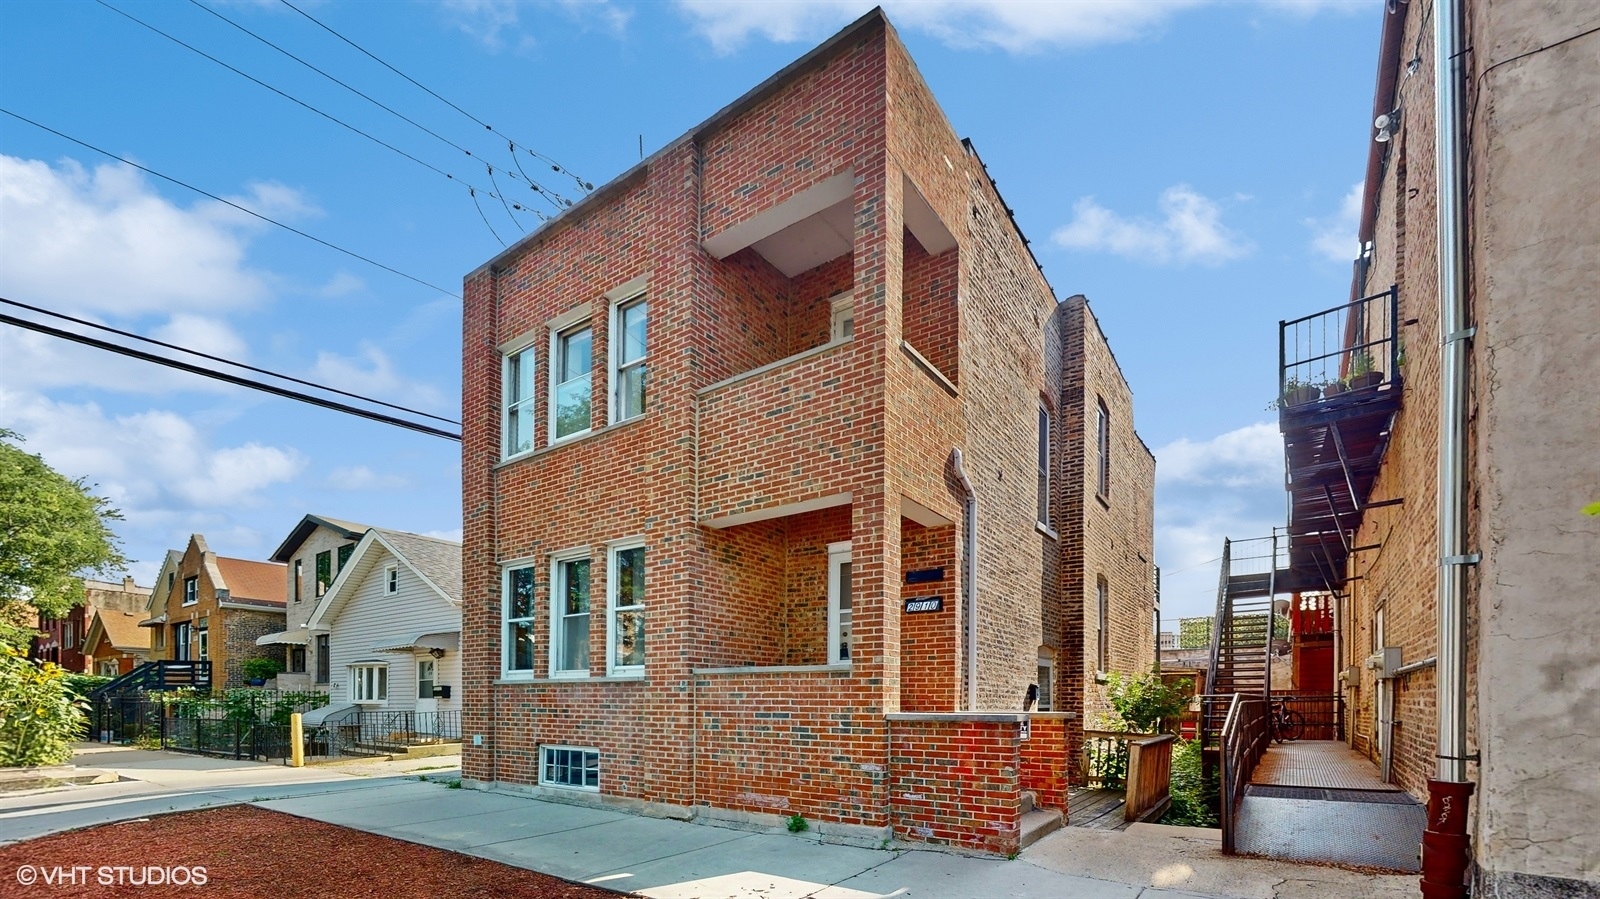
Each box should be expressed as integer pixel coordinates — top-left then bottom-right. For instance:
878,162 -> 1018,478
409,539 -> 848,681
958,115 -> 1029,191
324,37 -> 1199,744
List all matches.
1066,787 -> 1134,831
1250,740 -> 1398,791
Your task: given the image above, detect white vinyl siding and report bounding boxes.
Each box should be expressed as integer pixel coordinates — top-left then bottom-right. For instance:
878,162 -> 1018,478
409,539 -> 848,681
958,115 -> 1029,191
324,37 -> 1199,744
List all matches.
324,544 -> 461,715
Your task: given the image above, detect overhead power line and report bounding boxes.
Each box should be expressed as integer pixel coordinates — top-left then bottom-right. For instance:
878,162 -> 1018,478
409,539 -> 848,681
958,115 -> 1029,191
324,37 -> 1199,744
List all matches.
181,0 -> 575,212
0,297 -> 458,426
0,107 -> 461,299
0,300 -> 460,442
91,0 -> 532,229
278,0 -> 594,195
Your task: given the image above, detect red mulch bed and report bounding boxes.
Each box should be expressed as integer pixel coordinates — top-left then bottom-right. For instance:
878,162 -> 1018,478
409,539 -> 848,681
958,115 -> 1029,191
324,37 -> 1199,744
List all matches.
0,805 -> 626,898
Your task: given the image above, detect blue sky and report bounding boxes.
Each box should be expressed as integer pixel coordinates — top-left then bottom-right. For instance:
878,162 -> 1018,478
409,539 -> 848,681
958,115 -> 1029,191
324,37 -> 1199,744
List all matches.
0,0 -> 1378,623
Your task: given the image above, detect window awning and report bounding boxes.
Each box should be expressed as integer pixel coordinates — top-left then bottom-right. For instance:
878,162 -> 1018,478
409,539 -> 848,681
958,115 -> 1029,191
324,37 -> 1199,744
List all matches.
371,631 -> 460,654
256,627 -> 311,646
138,615 -> 168,628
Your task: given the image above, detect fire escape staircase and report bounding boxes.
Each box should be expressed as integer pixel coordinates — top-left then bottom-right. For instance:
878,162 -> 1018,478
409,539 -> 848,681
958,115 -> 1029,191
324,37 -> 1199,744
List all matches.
1201,536 -> 1281,745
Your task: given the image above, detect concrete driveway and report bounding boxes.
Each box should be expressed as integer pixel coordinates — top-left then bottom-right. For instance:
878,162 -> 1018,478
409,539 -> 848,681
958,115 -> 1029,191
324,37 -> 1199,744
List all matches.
0,745 -> 1418,898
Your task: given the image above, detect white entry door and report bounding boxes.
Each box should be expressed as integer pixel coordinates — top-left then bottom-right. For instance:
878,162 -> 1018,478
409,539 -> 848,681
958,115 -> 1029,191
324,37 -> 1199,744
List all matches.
415,657 -> 438,717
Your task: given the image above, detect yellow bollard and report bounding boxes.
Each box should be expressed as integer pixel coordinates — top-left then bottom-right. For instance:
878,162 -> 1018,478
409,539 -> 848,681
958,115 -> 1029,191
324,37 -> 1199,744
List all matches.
289,712 -> 304,768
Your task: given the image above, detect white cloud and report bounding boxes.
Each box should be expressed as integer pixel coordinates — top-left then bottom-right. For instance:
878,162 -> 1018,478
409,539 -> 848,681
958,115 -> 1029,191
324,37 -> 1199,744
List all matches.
325,465 -> 410,491
682,0 -> 1365,54
442,0 -> 630,51
1052,185 -> 1252,265
1156,422 -> 1283,489
309,343 -> 448,410
151,315 -> 251,360
1153,422 -> 1287,619
0,155 -> 300,316
318,271 -> 366,298
1307,181 -> 1362,263
0,388 -> 305,511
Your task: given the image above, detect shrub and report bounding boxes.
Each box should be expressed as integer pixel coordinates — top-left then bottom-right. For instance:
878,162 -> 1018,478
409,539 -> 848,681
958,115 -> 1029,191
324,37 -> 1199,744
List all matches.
0,646 -> 84,766
785,814 -> 809,833
1161,738 -> 1219,828
63,673 -> 113,699
240,658 -> 284,682
1102,668 -> 1189,735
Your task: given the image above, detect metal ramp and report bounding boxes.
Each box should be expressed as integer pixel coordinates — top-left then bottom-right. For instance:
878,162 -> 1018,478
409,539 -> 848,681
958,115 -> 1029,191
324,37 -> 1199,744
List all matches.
1235,741 -> 1424,871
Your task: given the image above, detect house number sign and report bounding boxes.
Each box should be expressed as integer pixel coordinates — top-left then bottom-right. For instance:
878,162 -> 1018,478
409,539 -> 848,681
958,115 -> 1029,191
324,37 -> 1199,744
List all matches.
903,597 -> 943,613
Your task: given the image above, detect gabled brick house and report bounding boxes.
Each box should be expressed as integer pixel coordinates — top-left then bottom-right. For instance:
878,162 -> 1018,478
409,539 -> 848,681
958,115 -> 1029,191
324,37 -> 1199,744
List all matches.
260,514 -> 369,692
460,11 -> 1154,853
140,534 -> 286,690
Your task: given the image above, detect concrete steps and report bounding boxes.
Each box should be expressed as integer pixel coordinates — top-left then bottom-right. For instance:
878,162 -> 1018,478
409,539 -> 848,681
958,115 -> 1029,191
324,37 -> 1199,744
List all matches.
1019,791 -> 1064,849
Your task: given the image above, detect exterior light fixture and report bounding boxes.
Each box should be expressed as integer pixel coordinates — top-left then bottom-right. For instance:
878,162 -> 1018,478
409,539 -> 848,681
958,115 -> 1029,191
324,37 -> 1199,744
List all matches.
428,647 -> 446,660
1374,110 -> 1400,143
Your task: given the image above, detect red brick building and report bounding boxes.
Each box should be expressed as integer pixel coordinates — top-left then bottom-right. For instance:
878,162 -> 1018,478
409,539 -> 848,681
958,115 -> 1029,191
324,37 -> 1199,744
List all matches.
460,11 -> 1154,854
30,577 -> 147,673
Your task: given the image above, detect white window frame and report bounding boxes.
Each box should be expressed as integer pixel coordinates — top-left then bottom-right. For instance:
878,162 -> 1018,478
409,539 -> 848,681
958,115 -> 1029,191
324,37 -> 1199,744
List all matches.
607,540 -> 646,676
384,564 -> 400,596
1037,402 -> 1051,528
549,547 -> 593,678
827,541 -> 853,665
829,292 -> 855,342
1096,398 -> 1111,499
197,623 -> 208,661
501,338 -> 537,460
501,561 -> 538,678
350,663 -> 389,704
1037,655 -> 1055,712
549,321 -> 594,444
609,291 -> 648,425
539,744 -> 600,792
182,576 -> 198,606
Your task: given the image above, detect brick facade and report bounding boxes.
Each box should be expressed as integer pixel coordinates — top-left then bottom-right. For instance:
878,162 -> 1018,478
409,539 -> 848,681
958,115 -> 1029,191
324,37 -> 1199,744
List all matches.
147,535 -> 286,691
459,11 -> 1154,852
1320,1 -> 1599,892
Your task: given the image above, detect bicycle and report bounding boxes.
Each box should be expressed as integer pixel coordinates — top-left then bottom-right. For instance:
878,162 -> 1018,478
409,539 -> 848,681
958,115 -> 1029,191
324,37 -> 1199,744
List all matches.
1270,700 -> 1304,743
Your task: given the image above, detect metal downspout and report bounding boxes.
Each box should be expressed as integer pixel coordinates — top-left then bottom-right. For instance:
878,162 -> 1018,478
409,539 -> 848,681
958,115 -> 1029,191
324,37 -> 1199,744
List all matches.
1423,0 -> 1477,893
951,448 -> 979,711
1434,0 -> 1471,788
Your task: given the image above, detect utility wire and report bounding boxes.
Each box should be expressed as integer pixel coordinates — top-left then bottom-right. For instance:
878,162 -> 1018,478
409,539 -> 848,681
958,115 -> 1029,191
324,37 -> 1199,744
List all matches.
183,0 -> 573,210
279,0 -> 593,195
0,310 -> 460,441
0,107 -> 460,299
0,297 -> 459,426
92,0 -> 526,233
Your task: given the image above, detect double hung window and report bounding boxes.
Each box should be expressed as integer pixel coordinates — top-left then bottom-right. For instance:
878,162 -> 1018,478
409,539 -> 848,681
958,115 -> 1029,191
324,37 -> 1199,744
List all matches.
503,342 -> 536,457
552,325 -> 593,441
1037,403 -> 1051,527
182,577 -> 198,606
608,543 -> 645,674
551,553 -> 592,676
612,297 -> 647,422
315,551 -> 332,597
503,564 -> 536,675
1096,399 -> 1111,499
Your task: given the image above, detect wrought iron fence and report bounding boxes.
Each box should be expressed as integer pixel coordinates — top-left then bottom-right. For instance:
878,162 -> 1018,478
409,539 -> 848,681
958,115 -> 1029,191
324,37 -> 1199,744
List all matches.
1278,286 -> 1400,410
91,690 -> 327,762
306,709 -> 463,759
1274,692 -> 1344,741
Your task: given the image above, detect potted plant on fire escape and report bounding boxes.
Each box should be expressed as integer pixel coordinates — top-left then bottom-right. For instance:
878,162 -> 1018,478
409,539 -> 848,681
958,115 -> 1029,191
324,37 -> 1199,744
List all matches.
1347,351 -> 1384,391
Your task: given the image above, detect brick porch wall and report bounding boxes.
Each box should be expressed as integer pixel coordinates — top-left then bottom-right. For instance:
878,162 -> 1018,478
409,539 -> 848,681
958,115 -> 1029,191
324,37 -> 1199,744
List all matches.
887,714 -> 1023,855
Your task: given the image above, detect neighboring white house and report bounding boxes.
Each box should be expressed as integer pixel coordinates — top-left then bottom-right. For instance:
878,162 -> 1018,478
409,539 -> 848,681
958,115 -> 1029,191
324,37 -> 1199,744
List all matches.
299,528 -> 461,719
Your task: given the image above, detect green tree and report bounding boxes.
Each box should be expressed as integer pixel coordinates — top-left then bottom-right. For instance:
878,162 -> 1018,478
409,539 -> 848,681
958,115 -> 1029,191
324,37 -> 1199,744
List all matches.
0,430 -> 127,648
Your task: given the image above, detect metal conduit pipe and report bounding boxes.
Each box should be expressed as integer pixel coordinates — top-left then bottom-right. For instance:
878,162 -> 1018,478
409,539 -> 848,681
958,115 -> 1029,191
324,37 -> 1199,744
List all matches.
1426,0 -> 1476,894
951,448 -> 979,711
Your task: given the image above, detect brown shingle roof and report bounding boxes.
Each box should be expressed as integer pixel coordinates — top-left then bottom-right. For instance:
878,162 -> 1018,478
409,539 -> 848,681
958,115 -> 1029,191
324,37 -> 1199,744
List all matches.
93,610 -> 148,652
215,557 -> 287,605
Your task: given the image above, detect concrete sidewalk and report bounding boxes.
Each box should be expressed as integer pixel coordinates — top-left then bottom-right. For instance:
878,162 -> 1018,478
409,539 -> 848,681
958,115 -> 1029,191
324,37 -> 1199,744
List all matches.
0,746 -> 1418,898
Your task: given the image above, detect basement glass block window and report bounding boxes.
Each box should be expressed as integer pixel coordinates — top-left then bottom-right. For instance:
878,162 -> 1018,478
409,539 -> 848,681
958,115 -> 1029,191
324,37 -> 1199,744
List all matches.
504,565 -> 536,674
614,297 -> 647,422
503,344 -> 535,457
541,746 -> 599,790
552,325 -> 593,440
